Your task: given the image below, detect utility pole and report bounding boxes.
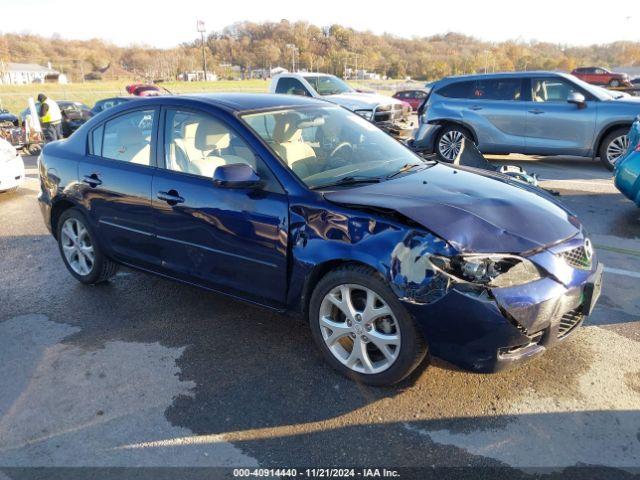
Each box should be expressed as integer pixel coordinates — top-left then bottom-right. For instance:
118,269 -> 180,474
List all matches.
197,20 -> 207,81
285,44 -> 298,72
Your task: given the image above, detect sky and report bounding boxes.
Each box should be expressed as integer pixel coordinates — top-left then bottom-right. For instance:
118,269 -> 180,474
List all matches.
2,0 -> 638,48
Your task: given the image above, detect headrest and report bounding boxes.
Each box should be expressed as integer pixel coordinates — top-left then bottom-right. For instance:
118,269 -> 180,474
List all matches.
273,112 -> 303,143
117,125 -> 145,145
182,121 -> 199,139
195,118 -> 231,150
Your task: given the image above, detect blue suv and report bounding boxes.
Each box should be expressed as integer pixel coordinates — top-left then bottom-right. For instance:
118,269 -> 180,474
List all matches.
414,71 -> 640,169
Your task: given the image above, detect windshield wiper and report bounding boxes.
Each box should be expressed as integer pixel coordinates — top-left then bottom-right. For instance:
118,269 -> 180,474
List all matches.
386,163 -> 426,179
312,176 -> 382,190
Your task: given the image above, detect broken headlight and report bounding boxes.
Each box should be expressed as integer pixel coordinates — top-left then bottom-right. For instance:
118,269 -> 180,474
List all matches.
431,254 -> 543,288
354,109 -> 374,121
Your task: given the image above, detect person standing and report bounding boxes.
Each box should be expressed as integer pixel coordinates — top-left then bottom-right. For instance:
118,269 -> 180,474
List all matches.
37,93 -> 63,143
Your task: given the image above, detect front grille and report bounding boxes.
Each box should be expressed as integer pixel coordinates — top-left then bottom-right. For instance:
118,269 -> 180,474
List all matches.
558,245 -> 592,270
558,307 -> 584,338
374,104 -> 406,123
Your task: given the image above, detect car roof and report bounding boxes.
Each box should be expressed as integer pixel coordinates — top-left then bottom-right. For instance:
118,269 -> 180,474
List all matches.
179,93 -> 328,112
435,71 -> 575,85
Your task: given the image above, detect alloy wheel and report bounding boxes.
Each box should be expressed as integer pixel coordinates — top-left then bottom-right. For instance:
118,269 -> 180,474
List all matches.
606,135 -> 629,166
60,217 -> 95,276
438,130 -> 464,161
318,284 -> 401,374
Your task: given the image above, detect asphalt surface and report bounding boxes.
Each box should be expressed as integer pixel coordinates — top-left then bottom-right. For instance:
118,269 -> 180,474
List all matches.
0,154 -> 639,478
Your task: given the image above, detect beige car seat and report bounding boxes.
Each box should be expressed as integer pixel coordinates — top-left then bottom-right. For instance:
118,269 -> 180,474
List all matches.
272,112 -> 317,178
103,125 -> 150,165
533,82 -> 547,102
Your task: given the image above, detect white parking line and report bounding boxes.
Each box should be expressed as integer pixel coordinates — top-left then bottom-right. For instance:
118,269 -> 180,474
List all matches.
604,266 -> 640,279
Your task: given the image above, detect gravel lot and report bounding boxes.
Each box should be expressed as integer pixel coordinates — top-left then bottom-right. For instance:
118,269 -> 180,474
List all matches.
0,154 -> 639,478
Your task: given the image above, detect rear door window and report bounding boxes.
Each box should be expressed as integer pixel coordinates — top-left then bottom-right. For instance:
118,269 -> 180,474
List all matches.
474,78 -> 522,101
100,109 -> 156,166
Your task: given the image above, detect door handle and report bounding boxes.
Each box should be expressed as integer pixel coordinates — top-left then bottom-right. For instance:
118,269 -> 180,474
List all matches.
469,105 -> 483,111
528,109 -> 545,115
82,173 -> 102,187
157,190 -> 185,205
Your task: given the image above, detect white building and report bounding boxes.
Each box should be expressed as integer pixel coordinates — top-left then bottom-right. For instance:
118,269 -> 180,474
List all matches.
249,66 -> 289,79
0,62 -> 66,85
177,70 -> 218,82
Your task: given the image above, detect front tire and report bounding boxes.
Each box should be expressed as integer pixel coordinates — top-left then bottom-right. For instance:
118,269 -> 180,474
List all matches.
599,127 -> 629,170
436,124 -> 472,162
309,265 -> 428,386
57,208 -> 118,284
609,79 -> 621,88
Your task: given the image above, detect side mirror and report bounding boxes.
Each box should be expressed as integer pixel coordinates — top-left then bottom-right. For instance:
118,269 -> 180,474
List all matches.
567,92 -> 586,108
213,163 -> 262,189
291,88 -> 310,97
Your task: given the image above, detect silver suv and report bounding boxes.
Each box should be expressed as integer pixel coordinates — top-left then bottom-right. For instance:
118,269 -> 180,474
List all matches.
413,71 -> 640,169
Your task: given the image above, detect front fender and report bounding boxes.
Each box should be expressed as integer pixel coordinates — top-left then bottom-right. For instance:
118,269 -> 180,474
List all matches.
286,201 -> 458,313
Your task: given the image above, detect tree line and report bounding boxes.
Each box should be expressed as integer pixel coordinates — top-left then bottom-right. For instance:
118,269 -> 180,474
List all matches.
1,20 -> 639,82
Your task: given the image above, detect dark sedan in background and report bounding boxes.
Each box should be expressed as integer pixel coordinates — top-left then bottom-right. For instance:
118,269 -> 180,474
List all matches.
21,101 -> 92,138
38,93 -> 602,386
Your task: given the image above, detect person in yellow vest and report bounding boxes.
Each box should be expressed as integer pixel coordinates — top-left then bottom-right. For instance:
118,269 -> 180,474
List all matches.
37,93 -> 63,143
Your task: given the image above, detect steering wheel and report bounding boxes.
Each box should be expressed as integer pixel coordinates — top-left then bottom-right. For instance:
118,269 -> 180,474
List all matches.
328,142 -> 353,167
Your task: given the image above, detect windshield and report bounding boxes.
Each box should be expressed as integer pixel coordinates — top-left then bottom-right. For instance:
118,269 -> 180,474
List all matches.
242,106 -> 426,189
304,76 -> 353,96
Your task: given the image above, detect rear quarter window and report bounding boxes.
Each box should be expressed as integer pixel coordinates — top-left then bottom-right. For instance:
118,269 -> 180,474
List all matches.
436,81 -> 476,99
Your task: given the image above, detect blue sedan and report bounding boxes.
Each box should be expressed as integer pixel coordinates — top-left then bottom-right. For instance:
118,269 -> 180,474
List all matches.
37,93 -> 603,386
615,116 -> 640,206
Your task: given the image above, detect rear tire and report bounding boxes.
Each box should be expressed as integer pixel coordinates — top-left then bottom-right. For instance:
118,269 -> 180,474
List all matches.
599,127 -> 629,171
436,124 -> 472,162
309,264 -> 428,386
57,208 -> 118,284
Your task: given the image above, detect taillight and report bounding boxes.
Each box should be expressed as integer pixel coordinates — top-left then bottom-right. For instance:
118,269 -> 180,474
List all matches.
635,143 -> 640,152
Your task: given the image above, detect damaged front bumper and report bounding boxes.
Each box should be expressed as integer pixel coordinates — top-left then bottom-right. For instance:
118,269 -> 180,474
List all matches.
389,232 -> 604,373
375,118 -> 414,140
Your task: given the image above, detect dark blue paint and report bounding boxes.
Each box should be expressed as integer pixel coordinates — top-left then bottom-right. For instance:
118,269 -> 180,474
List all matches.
38,93 -> 602,373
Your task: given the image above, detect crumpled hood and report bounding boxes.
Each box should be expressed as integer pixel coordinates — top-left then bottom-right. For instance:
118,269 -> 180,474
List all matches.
324,164 -> 580,253
325,92 -> 405,111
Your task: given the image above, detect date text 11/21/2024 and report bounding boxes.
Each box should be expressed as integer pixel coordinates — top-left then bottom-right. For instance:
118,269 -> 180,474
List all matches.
232,468 -> 400,477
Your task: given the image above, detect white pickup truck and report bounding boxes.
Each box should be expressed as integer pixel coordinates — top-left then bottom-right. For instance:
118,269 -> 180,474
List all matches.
269,73 -> 413,138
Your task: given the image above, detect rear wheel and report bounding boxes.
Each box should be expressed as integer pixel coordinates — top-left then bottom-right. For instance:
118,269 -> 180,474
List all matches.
309,265 -> 428,386
436,124 -> 472,162
599,127 -> 629,170
57,208 -> 118,284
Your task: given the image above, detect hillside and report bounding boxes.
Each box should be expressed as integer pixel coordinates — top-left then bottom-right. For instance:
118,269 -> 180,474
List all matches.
1,21 -> 640,83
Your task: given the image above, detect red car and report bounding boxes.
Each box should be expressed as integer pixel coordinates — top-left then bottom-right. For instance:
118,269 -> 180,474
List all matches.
125,84 -> 162,97
392,89 -> 428,111
571,67 -> 631,87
